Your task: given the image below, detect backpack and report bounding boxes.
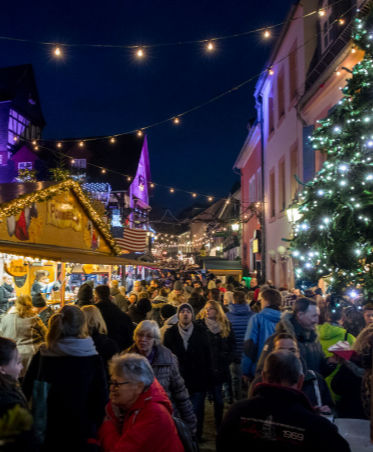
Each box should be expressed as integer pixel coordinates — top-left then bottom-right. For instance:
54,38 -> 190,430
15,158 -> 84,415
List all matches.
172,416 -> 199,452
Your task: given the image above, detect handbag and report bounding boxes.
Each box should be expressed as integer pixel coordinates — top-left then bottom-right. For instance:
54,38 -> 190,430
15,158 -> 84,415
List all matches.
172,416 -> 199,452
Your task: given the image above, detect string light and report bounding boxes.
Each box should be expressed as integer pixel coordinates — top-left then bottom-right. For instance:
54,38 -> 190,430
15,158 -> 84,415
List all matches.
339,18 -> 345,25
71,159 -> 75,164
192,193 -> 197,198
110,137 -> 116,143
208,196 -> 213,202
173,117 -> 180,125
101,168 -> 106,174
136,48 -> 145,58
170,188 -> 175,193
34,145 -> 39,150
57,142 -> 62,148
79,141 -> 84,147
351,46 -> 357,54
206,41 -> 215,51
268,67 -> 274,76
127,176 -> 132,182
336,70 -> 341,76
54,46 -> 62,57
137,130 -> 143,137
32,140 -> 37,146
13,136 -> 18,142
150,183 -> 155,188
263,30 -> 271,39
318,9 -> 326,17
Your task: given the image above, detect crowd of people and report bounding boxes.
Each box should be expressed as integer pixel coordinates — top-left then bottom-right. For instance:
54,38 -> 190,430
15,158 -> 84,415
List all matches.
0,270 -> 372,451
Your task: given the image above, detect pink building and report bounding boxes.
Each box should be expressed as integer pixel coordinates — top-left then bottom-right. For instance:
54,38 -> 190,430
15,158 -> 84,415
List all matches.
236,0 -> 367,287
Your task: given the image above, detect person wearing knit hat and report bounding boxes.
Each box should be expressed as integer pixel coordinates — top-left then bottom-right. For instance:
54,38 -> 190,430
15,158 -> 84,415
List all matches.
163,301 -> 212,441
32,293 -> 54,327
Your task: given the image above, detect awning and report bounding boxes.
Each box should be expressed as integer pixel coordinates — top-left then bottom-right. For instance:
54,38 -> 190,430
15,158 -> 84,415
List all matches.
202,258 -> 242,275
0,240 -> 160,267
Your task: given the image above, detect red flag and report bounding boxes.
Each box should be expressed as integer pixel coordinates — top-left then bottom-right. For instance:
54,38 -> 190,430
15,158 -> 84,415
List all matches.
116,227 -> 148,253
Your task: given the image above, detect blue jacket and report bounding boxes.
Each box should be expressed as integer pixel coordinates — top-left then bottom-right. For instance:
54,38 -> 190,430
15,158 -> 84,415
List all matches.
226,303 -> 253,361
242,307 -> 281,377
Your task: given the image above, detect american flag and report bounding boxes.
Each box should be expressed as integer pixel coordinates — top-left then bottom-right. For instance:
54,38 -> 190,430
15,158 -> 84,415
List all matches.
116,227 -> 148,253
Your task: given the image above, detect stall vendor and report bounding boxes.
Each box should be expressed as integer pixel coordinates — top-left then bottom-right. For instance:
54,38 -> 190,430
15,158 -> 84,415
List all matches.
0,275 -> 16,313
30,270 -> 49,298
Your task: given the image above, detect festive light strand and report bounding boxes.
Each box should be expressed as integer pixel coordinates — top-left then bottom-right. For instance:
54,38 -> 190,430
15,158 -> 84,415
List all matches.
0,0 -> 346,52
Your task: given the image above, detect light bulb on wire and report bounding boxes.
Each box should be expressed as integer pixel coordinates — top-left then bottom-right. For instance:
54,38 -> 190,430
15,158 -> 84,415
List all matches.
173,117 -> 180,125
137,130 -> 143,137
110,137 -> 116,143
136,48 -> 145,59
192,193 -> 197,198
57,142 -> 62,148
318,9 -> 326,17
54,46 -> 62,57
263,29 -> 271,39
206,41 -> 215,51
79,141 -> 84,147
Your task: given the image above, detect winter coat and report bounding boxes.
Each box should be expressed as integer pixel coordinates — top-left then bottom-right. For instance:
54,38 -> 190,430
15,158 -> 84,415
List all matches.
0,283 -> 15,312
217,383 -> 350,452
147,296 -> 168,326
256,311 -> 331,376
0,310 -> 46,377
226,303 -> 253,361
0,374 -> 37,452
160,314 -> 178,340
22,346 -> 108,452
91,330 -> 119,376
124,343 -> 197,433
163,322 -> 212,393
30,281 -> 45,298
317,323 -> 355,357
242,306 -> 281,377
99,379 -> 184,452
331,359 -> 366,419
95,299 -> 134,350
196,319 -> 235,384
127,299 -> 152,325
38,306 -> 54,327
110,287 -> 129,312
76,283 -> 93,307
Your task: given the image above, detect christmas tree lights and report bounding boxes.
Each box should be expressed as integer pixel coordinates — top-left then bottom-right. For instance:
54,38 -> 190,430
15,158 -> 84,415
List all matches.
291,10 -> 373,296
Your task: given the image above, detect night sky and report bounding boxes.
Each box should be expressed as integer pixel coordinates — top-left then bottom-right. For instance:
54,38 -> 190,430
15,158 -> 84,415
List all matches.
1,0 -> 294,213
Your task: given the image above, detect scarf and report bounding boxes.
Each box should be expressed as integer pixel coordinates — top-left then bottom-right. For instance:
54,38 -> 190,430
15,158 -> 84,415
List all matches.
205,318 -> 221,335
41,336 -> 98,357
178,322 -> 194,350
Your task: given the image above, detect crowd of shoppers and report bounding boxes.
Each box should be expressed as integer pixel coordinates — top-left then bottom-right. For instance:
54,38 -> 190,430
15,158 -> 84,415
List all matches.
0,270 -> 370,451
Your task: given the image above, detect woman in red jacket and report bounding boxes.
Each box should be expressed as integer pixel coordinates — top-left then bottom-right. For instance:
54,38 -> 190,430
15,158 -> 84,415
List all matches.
99,353 -> 184,452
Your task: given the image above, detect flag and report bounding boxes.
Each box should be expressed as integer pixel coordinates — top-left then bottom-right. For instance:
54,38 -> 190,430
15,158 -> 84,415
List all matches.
116,227 -> 148,253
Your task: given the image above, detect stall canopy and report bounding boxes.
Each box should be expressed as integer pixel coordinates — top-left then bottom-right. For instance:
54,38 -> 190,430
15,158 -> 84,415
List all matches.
0,180 -> 150,266
202,258 -> 242,276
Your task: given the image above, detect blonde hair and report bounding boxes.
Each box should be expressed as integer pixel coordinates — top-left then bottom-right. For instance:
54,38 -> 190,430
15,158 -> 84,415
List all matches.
353,323 -> 373,354
81,304 -> 108,335
15,295 -> 35,318
134,320 -> 161,345
197,300 -> 231,338
138,291 -> 149,300
119,286 -> 126,297
47,305 -> 87,350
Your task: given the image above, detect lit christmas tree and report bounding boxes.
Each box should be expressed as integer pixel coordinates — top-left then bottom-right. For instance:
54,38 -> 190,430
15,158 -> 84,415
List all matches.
291,10 -> 373,297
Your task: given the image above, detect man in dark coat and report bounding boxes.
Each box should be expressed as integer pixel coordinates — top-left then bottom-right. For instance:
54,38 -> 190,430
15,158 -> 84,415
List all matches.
0,275 -> 16,313
256,298 -> 333,376
94,285 -> 134,350
163,303 -> 212,441
217,351 -> 350,452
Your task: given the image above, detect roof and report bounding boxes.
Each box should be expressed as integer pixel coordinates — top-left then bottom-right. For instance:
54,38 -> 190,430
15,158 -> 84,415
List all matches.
202,258 -> 242,273
41,133 -> 146,191
0,64 -> 45,127
0,179 -> 120,255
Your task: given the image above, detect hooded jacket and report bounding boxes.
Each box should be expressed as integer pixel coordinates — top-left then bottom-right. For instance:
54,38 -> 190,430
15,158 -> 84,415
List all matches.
99,379 -> 183,452
242,306 -> 281,377
226,303 -> 253,361
217,383 -> 350,452
317,323 -> 355,358
256,311 -> 330,376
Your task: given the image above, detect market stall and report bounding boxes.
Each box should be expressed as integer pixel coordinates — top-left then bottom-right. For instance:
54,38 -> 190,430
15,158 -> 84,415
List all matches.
0,180 -> 148,304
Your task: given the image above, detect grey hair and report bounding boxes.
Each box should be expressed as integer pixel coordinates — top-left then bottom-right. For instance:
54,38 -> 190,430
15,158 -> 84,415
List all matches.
134,320 -> 161,345
109,353 -> 154,389
263,350 -> 303,386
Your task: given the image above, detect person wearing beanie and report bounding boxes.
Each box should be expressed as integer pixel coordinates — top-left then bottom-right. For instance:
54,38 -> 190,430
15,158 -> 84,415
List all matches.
32,293 -> 54,327
163,302 -> 212,441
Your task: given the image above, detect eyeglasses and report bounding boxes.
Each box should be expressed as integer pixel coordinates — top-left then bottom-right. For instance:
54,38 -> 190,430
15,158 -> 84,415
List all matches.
109,380 -> 131,388
137,333 -> 154,340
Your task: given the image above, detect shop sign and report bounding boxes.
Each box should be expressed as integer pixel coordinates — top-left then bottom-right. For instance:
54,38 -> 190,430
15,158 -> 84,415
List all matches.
253,239 -> 259,254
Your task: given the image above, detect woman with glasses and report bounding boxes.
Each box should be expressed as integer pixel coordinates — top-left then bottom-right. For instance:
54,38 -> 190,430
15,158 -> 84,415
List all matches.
99,353 -> 183,451
123,320 -> 197,435
197,300 -> 235,429
22,305 -> 108,452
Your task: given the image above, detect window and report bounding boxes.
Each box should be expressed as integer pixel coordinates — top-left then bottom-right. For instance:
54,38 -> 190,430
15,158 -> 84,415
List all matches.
279,159 -> 286,212
256,167 -> 262,201
320,1 -> 333,54
18,162 -> 33,170
277,69 -> 285,119
268,94 -> 274,134
269,170 -> 276,218
249,175 -> 256,203
289,43 -> 297,101
290,144 -> 298,200
0,151 -> 8,166
71,158 -> 87,169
